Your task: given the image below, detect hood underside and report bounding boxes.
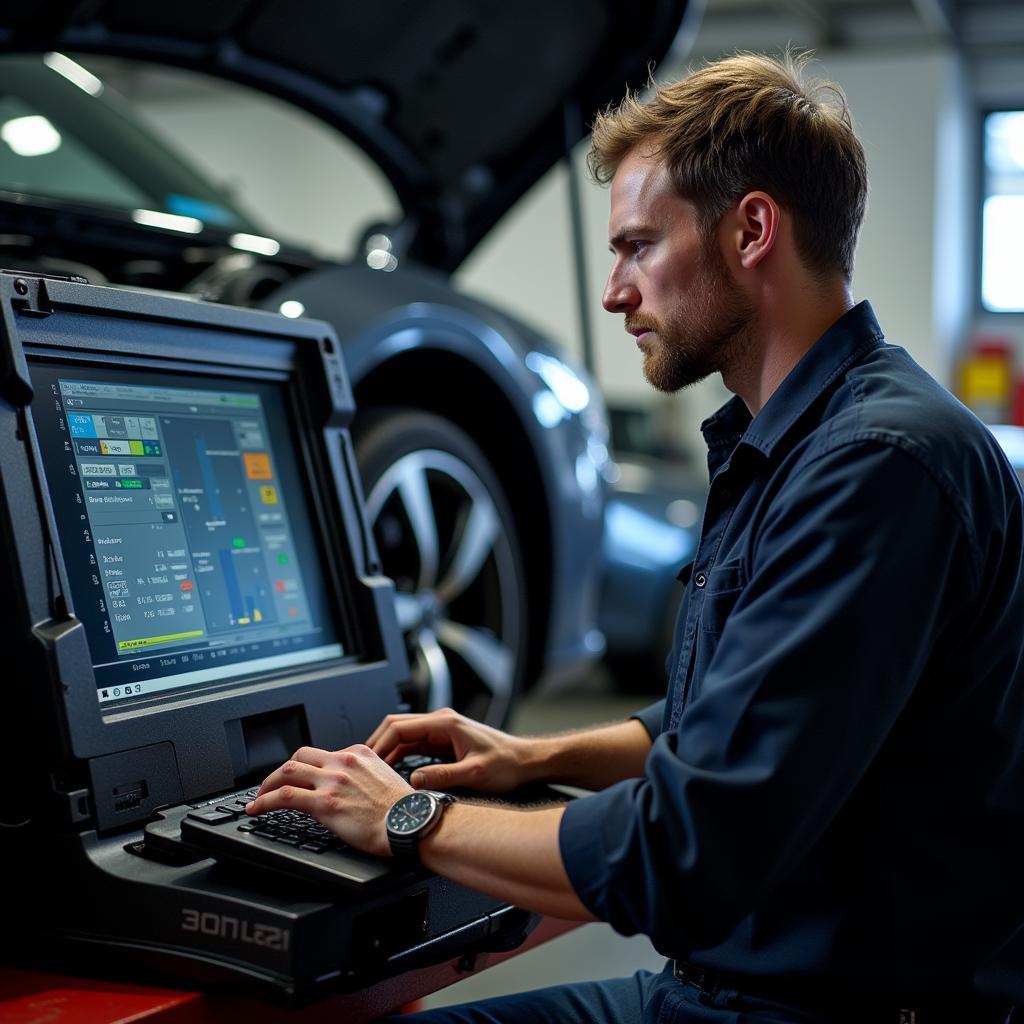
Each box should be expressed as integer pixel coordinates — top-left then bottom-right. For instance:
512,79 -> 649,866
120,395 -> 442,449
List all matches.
0,0 -> 693,271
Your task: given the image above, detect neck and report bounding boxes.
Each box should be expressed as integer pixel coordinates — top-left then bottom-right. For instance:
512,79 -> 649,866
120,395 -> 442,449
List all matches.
723,278 -> 854,415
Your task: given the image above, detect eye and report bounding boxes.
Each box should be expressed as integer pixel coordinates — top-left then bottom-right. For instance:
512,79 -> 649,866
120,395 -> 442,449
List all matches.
632,240 -> 649,256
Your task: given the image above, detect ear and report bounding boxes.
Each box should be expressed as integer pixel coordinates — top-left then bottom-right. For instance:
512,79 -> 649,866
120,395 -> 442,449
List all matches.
728,191 -> 781,271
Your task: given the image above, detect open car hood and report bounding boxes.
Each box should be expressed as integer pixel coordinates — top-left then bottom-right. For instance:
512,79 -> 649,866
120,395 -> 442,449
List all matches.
0,0 -> 693,272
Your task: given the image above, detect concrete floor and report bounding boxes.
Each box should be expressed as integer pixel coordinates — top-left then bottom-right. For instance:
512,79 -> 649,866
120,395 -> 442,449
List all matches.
421,668 -> 668,1010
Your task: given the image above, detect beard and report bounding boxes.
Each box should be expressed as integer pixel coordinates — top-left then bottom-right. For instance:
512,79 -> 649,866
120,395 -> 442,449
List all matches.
626,240 -> 756,394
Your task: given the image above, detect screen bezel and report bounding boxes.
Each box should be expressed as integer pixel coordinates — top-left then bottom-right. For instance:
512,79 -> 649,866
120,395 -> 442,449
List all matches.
1,278 -> 406,810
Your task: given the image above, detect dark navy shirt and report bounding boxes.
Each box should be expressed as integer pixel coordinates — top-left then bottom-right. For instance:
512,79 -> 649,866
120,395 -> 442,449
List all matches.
560,302 -> 1024,1004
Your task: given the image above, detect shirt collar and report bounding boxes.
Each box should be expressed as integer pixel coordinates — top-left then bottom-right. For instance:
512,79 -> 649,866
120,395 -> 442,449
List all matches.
701,300 -> 885,466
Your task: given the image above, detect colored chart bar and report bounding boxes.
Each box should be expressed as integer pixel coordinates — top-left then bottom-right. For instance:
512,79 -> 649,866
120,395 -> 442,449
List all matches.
117,630 -> 204,652
218,548 -> 245,623
195,435 -> 225,521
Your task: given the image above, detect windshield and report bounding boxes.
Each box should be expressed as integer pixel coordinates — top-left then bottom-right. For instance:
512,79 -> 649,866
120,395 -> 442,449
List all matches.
0,54 -> 259,231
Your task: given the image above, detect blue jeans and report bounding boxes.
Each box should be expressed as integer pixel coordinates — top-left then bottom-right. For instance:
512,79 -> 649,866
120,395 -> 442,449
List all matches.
382,962 -> 835,1023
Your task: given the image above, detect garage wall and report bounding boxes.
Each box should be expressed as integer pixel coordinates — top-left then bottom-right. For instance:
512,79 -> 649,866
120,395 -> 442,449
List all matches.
823,48 -> 971,385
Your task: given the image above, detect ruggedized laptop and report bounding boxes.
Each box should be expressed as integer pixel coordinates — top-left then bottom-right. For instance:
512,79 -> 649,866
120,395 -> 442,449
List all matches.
0,270 -> 536,1004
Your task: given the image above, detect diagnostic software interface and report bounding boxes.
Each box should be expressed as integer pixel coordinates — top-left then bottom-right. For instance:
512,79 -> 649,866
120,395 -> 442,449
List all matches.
30,363 -> 344,706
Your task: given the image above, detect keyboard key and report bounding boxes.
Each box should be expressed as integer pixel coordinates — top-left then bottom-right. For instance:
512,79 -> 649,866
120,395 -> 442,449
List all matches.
187,808 -> 236,825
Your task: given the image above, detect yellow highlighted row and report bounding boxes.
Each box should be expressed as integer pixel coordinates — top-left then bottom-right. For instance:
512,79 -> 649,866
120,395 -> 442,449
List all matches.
117,630 -> 204,651
100,440 -> 146,456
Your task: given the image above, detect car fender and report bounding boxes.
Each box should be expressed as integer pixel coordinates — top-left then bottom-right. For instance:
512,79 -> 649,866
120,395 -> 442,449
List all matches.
264,263 -> 609,682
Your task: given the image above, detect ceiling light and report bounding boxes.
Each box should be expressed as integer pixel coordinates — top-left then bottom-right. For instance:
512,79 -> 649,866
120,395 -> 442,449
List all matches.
132,209 -> 204,234
366,249 -> 398,271
43,52 -> 103,96
229,233 -> 281,257
1,115 -> 61,157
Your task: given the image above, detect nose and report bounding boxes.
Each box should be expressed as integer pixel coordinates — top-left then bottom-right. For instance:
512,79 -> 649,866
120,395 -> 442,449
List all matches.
602,263 -> 640,314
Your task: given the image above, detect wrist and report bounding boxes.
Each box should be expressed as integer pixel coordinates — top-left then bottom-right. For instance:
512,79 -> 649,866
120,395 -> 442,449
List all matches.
416,799 -> 466,868
515,733 -> 560,784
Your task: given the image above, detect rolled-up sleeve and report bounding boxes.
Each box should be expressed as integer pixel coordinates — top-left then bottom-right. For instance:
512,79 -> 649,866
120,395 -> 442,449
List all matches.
558,441 -> 975,950
630,700 -> 665,740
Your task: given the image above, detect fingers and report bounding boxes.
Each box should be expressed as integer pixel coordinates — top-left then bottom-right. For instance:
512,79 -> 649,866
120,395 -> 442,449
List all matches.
366,713 -> 422,749
246,746 -> 366,815
287,746 -> 332,768
253,760 -> 317,799
382,741 -> 426,767
366,710 -> 456,750
247,778 -> 321,816
369,709 -> 465,759
409,757 -> 483,792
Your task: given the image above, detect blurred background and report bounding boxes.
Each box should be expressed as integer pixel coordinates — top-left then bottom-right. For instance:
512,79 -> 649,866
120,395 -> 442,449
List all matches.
76,0 -> 1024,459
67,0 -> 1024,712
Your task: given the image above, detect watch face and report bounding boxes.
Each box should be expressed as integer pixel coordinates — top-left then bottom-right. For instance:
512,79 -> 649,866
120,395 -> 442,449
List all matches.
387,793 -> 436,835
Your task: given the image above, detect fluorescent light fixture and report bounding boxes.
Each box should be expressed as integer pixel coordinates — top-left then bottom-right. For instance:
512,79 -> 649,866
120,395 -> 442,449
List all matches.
988,110 -> 1024,172
981,195 -> 1024,311
131,209 -> 204,234
43,52 -> 103,97
1,115 -> 61,157
278,301 -> 305,319
229,232 -> 281,256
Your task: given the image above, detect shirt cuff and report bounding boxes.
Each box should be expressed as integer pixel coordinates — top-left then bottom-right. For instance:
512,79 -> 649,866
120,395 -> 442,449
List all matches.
558,778 -> 645,927
631,700 -> 665,740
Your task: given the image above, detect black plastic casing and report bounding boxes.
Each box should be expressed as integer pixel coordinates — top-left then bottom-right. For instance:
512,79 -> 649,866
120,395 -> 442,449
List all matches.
0,272 -> 530,1004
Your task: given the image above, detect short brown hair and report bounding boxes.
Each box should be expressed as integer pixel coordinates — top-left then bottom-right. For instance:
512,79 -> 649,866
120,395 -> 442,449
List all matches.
589,51 -> 868,280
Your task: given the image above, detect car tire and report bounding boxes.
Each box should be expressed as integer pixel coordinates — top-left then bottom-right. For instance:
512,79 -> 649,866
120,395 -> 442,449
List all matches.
353,409 -> 527,728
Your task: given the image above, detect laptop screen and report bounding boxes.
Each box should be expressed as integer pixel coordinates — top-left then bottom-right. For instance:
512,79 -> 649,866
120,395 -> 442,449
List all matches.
29,361 -> 344,706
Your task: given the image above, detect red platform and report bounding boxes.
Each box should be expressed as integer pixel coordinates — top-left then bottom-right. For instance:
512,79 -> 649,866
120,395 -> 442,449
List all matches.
1,917 -> 579,1023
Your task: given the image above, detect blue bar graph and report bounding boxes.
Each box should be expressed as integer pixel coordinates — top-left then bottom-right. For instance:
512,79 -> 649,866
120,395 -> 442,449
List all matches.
195,434 -> 224,521
218,548 -> 244,622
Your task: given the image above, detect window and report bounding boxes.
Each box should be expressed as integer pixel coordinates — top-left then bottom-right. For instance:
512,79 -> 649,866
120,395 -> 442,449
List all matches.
981,110 -> 1024,312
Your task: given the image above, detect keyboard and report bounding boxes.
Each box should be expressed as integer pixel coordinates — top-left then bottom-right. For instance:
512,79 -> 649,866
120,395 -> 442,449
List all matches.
149,757 -> 571,891
157,756 -> 448,889
172,786 -> 396,889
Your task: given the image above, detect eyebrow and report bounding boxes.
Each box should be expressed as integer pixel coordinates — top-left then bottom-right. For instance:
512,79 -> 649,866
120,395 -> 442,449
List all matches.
608,224 -> 653,252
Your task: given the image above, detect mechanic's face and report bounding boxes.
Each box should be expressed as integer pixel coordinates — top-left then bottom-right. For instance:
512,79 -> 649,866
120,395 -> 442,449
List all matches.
602,148 -> 755,392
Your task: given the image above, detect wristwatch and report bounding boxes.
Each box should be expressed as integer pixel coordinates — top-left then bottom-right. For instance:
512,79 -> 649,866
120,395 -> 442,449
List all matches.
385,790 -> 457,862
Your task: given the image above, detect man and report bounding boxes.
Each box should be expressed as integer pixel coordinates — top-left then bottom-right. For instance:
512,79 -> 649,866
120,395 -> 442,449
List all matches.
246,52 -> 1024,1023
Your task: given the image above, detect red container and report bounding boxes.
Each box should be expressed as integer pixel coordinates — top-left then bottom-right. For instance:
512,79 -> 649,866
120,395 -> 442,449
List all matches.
1014,379 -> 1024,426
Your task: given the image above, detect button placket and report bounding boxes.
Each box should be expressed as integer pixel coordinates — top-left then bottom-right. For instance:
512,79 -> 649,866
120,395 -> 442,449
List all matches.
667,473 -> 742,730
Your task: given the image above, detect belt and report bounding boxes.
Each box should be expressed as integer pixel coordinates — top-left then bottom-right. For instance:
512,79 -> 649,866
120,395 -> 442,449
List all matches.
671,961 -> 1012,1024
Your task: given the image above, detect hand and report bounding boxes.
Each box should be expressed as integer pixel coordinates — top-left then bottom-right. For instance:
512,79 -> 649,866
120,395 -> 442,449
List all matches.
367,707 -> 535,793
245,744 -> 413,857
